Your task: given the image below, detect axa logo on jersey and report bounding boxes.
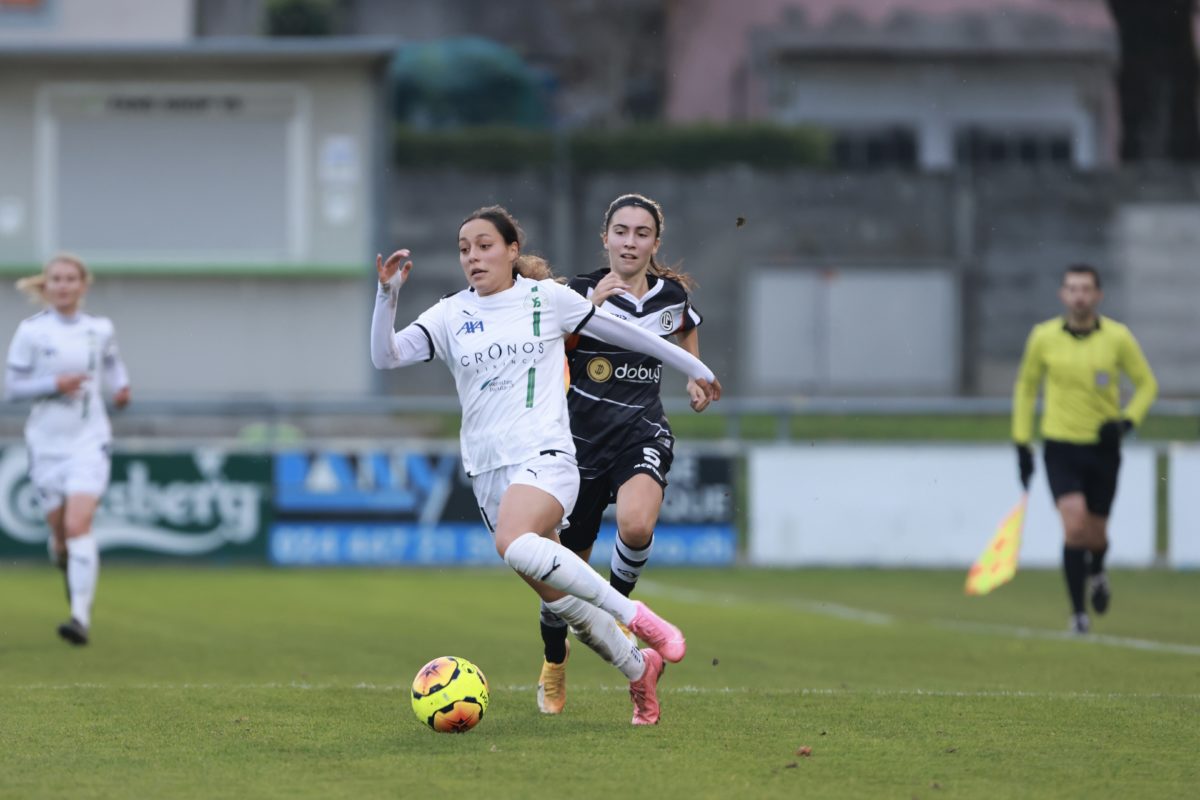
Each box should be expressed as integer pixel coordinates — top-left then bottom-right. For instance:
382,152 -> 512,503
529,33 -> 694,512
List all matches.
455,320 -> 485,336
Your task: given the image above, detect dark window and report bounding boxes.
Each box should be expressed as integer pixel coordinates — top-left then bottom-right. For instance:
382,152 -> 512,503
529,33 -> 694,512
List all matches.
832,127 -> 918,169
955,127 -> 1073,167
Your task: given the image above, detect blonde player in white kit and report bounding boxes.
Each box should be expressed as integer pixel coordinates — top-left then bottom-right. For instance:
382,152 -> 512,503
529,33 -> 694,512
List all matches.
372,206 -> 722,725
4,254 -> 131,646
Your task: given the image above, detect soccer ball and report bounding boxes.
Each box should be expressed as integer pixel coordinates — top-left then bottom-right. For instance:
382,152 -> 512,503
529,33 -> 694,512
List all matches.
411,656 -> 490,733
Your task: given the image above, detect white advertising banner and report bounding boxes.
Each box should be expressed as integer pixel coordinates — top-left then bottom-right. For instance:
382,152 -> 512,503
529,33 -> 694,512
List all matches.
748,444 -> 1157,567
1168,444 -> 1200,568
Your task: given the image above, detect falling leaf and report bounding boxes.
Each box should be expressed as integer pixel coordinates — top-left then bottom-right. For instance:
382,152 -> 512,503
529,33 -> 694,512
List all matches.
736,216 -> 746,227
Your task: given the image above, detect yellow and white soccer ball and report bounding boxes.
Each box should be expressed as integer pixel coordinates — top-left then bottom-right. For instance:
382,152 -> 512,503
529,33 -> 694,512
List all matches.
410,656 -> 490,733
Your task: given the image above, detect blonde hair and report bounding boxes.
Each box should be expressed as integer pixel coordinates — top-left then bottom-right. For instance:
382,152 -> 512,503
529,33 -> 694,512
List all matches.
14,253 -> 92,305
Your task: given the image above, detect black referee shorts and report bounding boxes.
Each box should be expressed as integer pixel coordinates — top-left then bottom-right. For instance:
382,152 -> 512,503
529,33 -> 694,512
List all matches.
558,439 -> 674,554
1043,439 -> 1121,517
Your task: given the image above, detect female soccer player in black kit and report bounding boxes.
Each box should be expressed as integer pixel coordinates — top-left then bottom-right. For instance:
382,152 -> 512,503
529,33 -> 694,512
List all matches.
536,193 -> 711,715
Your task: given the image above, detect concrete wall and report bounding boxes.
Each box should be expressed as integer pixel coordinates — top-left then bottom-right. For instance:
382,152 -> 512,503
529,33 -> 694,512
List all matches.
5,159 -> 1198,400
382,166 -> 1200,399
1,275 -> 373,396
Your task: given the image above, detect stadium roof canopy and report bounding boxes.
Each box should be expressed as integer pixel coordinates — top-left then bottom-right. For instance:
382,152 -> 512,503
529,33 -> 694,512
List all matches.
0,36 -> 400,64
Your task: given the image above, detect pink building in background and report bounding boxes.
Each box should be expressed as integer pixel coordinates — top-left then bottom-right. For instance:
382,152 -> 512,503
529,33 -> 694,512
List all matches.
666,0 -> 1118,168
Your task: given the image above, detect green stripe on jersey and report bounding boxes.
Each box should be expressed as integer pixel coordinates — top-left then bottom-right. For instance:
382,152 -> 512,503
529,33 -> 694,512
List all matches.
525,367 -> 536,408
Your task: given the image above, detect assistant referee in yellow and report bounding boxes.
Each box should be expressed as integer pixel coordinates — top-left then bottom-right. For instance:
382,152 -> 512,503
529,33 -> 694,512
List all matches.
1012,264 -> 1157,634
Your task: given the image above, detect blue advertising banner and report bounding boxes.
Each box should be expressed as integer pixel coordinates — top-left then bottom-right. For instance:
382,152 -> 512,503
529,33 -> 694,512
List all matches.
268,447 -> 736,566
270,523 -> 495,566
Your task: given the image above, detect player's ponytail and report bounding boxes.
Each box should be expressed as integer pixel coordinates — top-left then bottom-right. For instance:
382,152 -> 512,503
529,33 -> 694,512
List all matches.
515,254 -> 558,281
14,273 -> 47,304
602,193 -> 695,290
14,252 -> 91,305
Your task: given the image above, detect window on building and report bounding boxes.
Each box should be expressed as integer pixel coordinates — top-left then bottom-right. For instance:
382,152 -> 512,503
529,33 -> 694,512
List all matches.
831,127 -> 918,169
955,127 -> 1073,167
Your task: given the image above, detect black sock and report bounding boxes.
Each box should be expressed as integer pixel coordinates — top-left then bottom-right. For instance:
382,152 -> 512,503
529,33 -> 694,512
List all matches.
540,620 -> 568,664
1063,546 -> 1087,614
1089,545 -> 1108,576
609,573 -> 636,597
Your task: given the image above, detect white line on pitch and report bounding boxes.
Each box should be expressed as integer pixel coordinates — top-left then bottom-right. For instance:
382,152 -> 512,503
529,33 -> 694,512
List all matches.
931,620 -> 1200,657
635,579 -> 894,626
636,580 -> 1200,657
3,683 -> 1198,700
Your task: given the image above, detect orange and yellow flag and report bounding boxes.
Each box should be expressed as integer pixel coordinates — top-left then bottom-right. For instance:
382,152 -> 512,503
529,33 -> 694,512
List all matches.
965,495 -> 1027,596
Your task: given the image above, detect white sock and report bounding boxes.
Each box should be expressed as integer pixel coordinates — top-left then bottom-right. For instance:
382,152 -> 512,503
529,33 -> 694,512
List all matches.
539,599 -> 567,629
66,534 -> 99,628
504,533 -> 637,624
611,533 -> 653,589
546,596 -> 645,681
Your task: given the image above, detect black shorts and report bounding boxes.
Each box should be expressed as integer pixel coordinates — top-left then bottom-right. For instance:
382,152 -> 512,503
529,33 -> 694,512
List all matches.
1043,439 -> 1121,517
559,439 -> 674,553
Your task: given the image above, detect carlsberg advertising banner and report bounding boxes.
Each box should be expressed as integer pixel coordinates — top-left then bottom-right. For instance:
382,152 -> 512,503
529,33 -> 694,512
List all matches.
0,446 -> 272,561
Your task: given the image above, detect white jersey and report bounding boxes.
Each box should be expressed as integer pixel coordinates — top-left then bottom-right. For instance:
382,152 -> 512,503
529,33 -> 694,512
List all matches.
5,310 -> 128,457
372,273 -> 716,477
414,276 -> 593,475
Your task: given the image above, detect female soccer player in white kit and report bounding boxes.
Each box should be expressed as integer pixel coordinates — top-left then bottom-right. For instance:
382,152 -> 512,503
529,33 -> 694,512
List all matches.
4,254 -> 130,645
371,206 -> 722,725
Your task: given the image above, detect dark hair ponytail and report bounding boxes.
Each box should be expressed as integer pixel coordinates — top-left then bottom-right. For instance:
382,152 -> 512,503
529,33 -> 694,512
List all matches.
602,193 -> 694,290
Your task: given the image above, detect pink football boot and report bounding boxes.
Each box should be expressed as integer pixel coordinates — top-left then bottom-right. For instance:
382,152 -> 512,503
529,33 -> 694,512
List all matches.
629,648 -> 664,725
628,600 -> 686,663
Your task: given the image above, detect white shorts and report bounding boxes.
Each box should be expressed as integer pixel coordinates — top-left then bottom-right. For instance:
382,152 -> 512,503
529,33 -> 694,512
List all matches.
29,445 -> 112,512
472,451 -> 580,535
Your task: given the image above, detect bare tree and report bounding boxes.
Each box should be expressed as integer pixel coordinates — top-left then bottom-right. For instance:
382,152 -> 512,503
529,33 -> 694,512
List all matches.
1107,0 -> 1200,161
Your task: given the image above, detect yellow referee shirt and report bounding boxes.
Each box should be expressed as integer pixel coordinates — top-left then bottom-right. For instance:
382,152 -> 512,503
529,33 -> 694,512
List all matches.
1012,316 -> 1157,445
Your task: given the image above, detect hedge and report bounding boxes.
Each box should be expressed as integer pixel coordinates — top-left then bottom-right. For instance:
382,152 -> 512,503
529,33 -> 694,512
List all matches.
393,124 -> 832,172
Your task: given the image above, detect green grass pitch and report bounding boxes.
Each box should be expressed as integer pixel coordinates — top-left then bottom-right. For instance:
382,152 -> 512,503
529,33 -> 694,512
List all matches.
1,566 -> 1197,799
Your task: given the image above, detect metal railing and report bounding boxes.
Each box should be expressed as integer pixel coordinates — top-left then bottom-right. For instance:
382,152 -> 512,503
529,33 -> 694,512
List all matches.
3,395 -> 1198,442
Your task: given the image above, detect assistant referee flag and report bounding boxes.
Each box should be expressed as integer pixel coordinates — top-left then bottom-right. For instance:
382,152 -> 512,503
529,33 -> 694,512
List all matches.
965,495 -> 1027,596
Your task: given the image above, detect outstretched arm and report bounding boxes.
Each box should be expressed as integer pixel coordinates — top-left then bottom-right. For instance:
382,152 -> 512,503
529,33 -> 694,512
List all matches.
581,307 -> 722,402
370,250 -> 435,370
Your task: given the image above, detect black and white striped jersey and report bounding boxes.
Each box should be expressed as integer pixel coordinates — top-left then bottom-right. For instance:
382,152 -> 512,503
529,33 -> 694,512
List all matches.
566,268 -> 702,479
